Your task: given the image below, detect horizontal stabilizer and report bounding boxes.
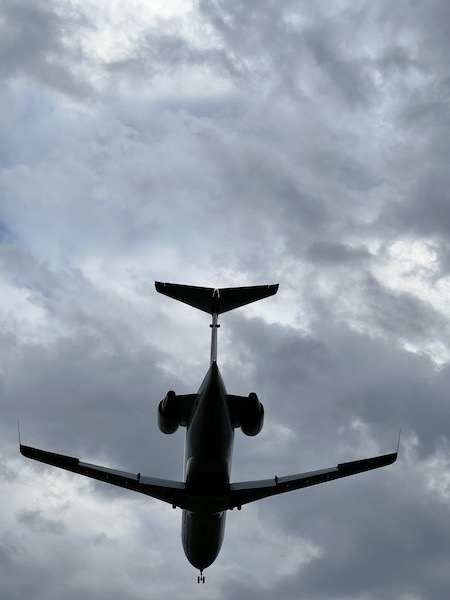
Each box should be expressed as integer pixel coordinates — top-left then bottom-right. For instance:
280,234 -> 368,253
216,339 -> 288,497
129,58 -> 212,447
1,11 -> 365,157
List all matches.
20,444 -> 186,509
155,282 -> 278,315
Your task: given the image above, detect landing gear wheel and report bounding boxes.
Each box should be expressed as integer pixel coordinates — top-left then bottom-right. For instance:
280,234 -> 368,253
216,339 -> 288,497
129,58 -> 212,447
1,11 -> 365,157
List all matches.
197,572 -> 205,584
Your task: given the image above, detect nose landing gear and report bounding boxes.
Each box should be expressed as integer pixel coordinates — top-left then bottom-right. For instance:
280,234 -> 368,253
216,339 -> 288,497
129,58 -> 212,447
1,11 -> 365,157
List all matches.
197,571 -> 205,584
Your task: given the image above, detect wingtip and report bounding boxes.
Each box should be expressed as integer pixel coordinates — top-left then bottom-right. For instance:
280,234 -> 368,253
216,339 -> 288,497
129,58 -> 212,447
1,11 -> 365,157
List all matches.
396,427 -> 402,456
388,451 -> 398,465
155,281 -> 168,293
17,423 -> 30,457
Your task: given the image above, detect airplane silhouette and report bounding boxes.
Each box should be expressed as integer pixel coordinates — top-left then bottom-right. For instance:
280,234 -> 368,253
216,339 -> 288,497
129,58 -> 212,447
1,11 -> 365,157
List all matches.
20,282 -> 397,583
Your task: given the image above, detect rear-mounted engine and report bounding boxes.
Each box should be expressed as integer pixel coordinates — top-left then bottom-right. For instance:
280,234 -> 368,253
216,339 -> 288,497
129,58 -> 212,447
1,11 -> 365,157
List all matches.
158,390 -> 181,434
241,392 -> 264,436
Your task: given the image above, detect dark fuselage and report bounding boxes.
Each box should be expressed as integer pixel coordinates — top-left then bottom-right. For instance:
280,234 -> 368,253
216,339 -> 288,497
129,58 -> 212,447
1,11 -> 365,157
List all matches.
20,282 -> 398,581
182,361 -> 234,571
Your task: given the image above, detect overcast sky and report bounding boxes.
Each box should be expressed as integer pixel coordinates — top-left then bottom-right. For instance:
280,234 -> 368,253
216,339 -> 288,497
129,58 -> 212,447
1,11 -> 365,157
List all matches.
2,1 -> 450,598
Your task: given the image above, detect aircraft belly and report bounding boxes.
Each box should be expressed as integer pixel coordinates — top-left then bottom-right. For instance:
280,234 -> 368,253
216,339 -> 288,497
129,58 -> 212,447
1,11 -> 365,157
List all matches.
185,421 -> 234,495
184,363 -> 234,494
186,424 -> 233,467
182,510 -> 226,571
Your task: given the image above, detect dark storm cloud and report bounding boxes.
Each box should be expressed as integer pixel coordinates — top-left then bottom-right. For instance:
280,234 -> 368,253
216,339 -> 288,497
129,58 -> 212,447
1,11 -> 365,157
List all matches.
310,149 -> 384,194
0,0 -> 92,97
107,32 -> 243,81
17,510 -> 65,535
2,1 -> 450,599
366,3 -> 450,252
301,25 -> 374,108
228,307 -> 450,465
222,313 -> 450,600
250,479 -> 450,600
0,244 -> 63,297
377,43 -> 421,74
190,127 -> 329,237
0,221 -> 14,243
4,295 -> 184,476
363,274 -> 446,342
0,458 -> 16,484
306,241 -> 372,264
393,174 -> 450,243
197,1 -> 383,108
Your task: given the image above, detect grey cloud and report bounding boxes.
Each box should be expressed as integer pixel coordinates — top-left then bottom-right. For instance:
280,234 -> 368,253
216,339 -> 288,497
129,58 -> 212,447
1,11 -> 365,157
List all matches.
311,149 -> 384,193
0,244 -> 66,298
0,0 -> 92,97
0,460 -> 16,484
107,32 -> 244,81
291,483 -> 450,600
363,274 -> 446,343
377,43 -> 422,79
306,241 -> 372,264
394,175 -> 450,241
228,309 -> 450,463
17,510 -> 65,535
302,26 -> 374,108
198,1 -> 379,107
5,316 -> 182,475
2,1 -> 450,598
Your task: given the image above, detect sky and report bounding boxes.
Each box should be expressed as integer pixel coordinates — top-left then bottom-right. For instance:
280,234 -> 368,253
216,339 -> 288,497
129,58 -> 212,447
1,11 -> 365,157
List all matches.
1,0 -> 450,598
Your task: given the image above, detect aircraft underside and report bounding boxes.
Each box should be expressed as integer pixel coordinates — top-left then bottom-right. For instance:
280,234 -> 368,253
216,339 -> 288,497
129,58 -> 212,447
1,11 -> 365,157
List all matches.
20,282 -> 398,583
182,511 -> 226,573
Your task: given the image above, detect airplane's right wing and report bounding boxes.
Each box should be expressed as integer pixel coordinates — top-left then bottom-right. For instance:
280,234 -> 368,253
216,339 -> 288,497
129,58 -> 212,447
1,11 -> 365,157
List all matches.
228,450 -> 397,510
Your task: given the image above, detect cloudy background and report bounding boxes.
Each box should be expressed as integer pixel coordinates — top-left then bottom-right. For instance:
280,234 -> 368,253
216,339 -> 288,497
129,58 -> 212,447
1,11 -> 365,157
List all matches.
1,0 -> 450,598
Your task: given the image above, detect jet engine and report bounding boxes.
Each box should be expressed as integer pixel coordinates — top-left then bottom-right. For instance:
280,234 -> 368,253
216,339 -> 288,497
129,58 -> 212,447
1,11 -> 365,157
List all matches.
240,392 -> 264,436
158,390 -> 181,434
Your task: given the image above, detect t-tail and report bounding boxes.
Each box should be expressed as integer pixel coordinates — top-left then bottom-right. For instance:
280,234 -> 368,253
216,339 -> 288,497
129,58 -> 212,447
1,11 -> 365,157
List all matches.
155,282 -> 279,364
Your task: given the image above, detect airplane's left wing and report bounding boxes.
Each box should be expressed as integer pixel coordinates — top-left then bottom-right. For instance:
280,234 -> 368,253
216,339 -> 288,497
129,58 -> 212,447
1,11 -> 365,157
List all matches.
228,450 -> 397,510
20,444 -> 186,509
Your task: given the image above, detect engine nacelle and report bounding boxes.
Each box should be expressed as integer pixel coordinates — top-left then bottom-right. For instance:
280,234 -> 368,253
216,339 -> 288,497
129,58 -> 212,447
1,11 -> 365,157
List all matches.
158,390 -> 181,434
241,392 -> 264,436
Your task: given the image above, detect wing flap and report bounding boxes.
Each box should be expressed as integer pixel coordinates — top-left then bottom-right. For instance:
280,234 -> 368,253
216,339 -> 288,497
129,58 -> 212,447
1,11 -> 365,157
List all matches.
228,451 -> 397,509
20,444 -> 186,508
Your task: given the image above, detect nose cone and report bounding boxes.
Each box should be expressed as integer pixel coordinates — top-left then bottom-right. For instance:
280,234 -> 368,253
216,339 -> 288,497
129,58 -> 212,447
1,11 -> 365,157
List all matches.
182,511 -> 226,571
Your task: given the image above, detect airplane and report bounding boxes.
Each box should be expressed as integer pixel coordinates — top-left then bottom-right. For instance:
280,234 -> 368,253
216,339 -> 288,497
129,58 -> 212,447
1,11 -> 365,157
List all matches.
20,282 -> 397,583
